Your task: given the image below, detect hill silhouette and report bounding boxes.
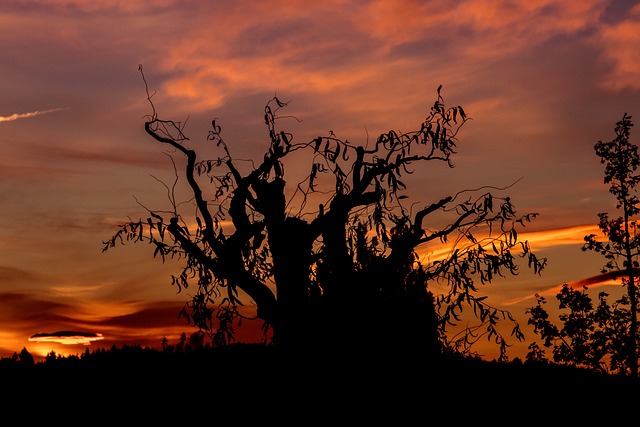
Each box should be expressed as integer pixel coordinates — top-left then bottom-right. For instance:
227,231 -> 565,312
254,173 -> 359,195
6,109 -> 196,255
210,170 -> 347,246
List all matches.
1,342 -> 637,419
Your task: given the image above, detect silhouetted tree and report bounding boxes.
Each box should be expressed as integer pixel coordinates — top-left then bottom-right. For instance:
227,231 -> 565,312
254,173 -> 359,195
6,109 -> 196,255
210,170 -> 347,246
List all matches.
45,350 -> 57,364
175,332 -> 187,353
526,284 -> 634,375
104,67 -> 546,361
187,331 -> 207,351
19,347 -> 34,366
526,113 -> 640,377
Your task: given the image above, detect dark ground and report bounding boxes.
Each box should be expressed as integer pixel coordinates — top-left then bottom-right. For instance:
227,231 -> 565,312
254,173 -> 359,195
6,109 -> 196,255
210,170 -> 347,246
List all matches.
1,344 -> 636,422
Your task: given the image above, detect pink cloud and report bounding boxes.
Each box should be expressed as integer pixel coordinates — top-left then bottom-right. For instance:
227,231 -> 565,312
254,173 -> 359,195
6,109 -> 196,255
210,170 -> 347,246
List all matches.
598,11 -> 640,90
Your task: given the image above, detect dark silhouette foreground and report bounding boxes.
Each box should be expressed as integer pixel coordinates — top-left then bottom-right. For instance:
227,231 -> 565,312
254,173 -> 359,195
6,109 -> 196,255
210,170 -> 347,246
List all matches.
2,343 -> 636,412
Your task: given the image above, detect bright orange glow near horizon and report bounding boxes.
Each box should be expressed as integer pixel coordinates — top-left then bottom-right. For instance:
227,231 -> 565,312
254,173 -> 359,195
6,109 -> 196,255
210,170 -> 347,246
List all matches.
29,331 -> 104,345
1,0 -> 639,363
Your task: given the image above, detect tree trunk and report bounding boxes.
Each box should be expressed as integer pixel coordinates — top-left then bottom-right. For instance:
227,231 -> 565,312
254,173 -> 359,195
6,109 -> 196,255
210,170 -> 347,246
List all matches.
254,178 -> 315,348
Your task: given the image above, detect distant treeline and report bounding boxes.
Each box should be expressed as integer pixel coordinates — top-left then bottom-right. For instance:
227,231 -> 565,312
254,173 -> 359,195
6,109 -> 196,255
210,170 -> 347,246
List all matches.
1,332 -> 639,413
0,331 -> 271,371
0,331 -> 637,389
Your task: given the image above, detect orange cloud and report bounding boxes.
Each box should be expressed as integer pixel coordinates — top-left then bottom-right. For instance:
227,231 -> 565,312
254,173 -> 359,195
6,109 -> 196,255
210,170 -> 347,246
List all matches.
28,330 -> 104,345
598,6 -> 640,91
418,223 -> 601,263
351,0 -> 608,55
147,0 -> 612,117
517,224 -> 601,250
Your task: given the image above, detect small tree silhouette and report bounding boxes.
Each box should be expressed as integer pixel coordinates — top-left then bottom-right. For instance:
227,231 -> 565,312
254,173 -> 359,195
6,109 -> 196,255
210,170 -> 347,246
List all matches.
19,347 -> 34,367
104,67 -> 546,361
526,113 -> 640,377
526,284 -> 635,375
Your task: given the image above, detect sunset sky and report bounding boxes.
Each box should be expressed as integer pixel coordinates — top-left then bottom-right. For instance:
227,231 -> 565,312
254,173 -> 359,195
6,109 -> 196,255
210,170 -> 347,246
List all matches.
1,0 -> 640,362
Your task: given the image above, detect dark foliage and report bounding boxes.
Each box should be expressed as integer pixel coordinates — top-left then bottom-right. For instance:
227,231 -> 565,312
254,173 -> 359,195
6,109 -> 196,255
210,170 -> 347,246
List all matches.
526,113 -> 640,377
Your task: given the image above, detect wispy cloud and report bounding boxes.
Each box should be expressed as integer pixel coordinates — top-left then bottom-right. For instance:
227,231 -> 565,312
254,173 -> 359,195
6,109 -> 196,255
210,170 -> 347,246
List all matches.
504,269 -> 635,307
29,330 -> 104,345
418,224 -> 601,264
0,107 -> 67,123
